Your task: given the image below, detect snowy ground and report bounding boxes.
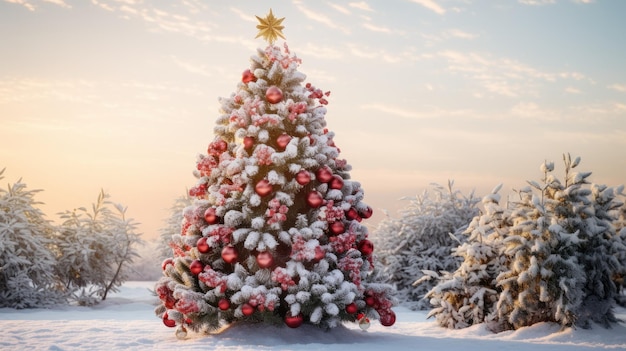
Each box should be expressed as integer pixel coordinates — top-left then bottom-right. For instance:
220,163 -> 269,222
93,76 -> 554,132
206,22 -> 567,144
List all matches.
1,282 -> 625,351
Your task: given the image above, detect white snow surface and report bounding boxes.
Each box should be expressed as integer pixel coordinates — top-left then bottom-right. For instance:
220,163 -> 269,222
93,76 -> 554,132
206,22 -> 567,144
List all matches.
1,281 -> 625,351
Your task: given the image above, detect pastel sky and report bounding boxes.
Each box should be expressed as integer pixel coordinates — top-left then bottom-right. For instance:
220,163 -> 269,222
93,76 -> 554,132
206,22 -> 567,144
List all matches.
2,0 -> 625,239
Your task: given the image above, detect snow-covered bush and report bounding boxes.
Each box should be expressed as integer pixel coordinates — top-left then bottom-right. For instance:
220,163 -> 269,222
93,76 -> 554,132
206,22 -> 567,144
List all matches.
373,181 -> 480,310
55,190 -> 143,304
427,155 -> 626,331
157,193 -> 193,261
0,169 -> 65,308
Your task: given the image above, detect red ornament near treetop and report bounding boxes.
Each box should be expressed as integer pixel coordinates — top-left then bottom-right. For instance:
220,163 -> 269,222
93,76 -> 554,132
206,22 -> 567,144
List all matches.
306,191 -> 324,208
295,170 -> 311,185
189,260 -> 204,275
204,207 -> 218,224
266,86 -> 283,104
276,133 -> 292,150
255,179 -> 273,197
242,69 -> 256,84
196,237 -> 210,254
256,251 -> 274,268
221,246 -> 238,264
315,166 -> 333,183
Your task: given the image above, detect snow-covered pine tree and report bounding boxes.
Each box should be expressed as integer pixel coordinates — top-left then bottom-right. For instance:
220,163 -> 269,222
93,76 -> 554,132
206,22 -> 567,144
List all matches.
425,184 -> 508,329
0,169 -> 65,308
158,193 -> 193,262
155,10 -> 395,338
55,190 -> 142,305
373,181 -> 479,310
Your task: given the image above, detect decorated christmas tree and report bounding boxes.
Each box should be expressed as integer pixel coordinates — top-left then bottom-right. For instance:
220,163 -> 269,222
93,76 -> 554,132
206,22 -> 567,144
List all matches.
155,10 -> 396,338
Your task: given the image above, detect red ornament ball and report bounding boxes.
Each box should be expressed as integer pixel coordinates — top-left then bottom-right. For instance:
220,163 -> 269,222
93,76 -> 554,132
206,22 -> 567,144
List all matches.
241,303 -> 255,316
358,239 -> 374,256
365,295 -> 376,307
243,136 -> 255,151
329,221 -> 345,235
315,166 -> 333,183
163,312 -> 176,328
380,310 -> 396,327
346,208 -> 361,222
196,237 -> 210,254
345,302 -> 358,314
266,86 -> 283,104
284,313 -> 304,328
221,245 -> 238,264
329,175 -> 344,190
204,207 -> 218,224
162,258 -> 174,270
218,298 -> 231,311
242,69 -> 256,84
276,133 -> 292,150
189,259 -> 204,275
359,206 -> 373,219
255,179 -> 273,197
306,191 -> 324,208
295,170 -> 311,185
256,251 -> 274,268
313,246 -> 325,262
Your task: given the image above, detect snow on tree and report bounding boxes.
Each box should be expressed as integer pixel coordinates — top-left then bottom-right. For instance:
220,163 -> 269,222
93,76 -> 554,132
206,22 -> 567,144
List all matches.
0,169 -> 65,308
158,193 -> 193,262
424,184 -> 508,329
373,181 -> 480,310
155,10 -> 396,338
427,155 -> 626,331
55,190 -> 142,305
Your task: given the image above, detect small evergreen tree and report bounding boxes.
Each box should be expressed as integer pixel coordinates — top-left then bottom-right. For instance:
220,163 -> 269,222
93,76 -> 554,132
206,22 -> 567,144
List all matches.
158,193 -> 193,262
0,169 -> 65,308
55,190 -> 142,305
373,181 -> 480,310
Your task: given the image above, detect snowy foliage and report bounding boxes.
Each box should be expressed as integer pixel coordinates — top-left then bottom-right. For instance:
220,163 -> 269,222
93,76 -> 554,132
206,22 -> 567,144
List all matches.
55,190 -> 143,305
427,155 -> 626,331
158,193 -> 193,261
0,169 -> 65,308
373,181 -> 480,310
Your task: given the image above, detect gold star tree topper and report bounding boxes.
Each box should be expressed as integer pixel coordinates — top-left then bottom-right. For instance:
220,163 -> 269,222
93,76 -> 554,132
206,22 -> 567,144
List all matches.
255,9 -> 286,45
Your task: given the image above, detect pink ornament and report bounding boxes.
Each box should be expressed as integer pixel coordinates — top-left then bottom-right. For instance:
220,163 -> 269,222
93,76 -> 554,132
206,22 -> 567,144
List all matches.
256,251 -> 274,268
242,69 -> 256,84
162,258 -> 174,270
276,133 -> 292,150
365,295 -> 375,307
345,302 -> 358,314
295,170 -> 311,185
243,136 -> 255,151
241,303 -> 255,316
380,310 -> 396,327
221,245 -> 238,264
306,191 -> 324,208
329,221 -> 345,235
329,175 -> 344,190
163,312 -> 176,328
196,237 -> 210,254
360,206 -> 373,219
255,179 -> 273,197
266,86 -> 283,104
284,313 -> 304,328
313,246 -> 325,262
315,166 -> 333,183
218,298 -> 230,311
204,207 -> 218,224
189,259 -> 204,275
358,239 -> 374,256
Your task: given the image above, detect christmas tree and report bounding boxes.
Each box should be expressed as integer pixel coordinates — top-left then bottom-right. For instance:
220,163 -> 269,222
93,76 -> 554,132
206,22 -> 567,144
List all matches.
155,10 -> 396,338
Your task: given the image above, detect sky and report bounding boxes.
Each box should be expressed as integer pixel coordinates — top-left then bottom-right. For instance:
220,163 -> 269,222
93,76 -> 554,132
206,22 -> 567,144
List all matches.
2,0 -> 625,240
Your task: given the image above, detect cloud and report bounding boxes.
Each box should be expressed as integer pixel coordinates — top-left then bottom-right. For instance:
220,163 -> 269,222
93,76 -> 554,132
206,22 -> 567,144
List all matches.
608,83 -> 626,93
362,22 -> 392,33
230,7 -> 256,22
408,0 -> 446,15
349,2 -> 374,12
360,103 -> 473,120
445,29 -> 478,40
328,3 -> 351,15
565,86 -> 582,94
510,102 -> 561,120
518,0 -> 556,5
293,0 -> 351,34
4,0 -> 71,10
170,56 -> 213,77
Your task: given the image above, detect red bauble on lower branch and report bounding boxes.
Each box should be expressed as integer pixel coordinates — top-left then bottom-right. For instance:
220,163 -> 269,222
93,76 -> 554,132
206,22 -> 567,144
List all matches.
204,207 -> 218,224
345,302 -> 358,314
276,133 -> 292,150
284,312 -> 304,328
295,170 -> 311,185
243,136 -> 255,151
221,245 -> 238,264
196,237 -> 210,254
315,166 -> 333,183
329,175 -> 344,190
241,303 -> 255,316
218,298 -> 231,311
256,251 -> 274,268
359,206 -> 373,219
329,221 -> 345,235
345,208 -> 361,222
189,259 -> 204,275
255,179 -> 273,197
306,191 -> 324,208
379,310 -> 397,327
163,312 -> 176,328
358,239 -> 374,256
162,258 -> 174,270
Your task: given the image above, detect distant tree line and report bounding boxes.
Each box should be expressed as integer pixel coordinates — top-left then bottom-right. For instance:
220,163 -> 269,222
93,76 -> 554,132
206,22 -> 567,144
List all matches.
0,168 -> 142,308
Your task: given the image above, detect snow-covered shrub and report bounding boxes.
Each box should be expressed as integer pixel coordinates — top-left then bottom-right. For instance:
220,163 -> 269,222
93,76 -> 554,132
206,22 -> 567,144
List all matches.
427,155 -> 626,331
157,193 -> 192,261
55,190 -> 143,304
373,181 -> 480,310
0,169 -> 65,308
